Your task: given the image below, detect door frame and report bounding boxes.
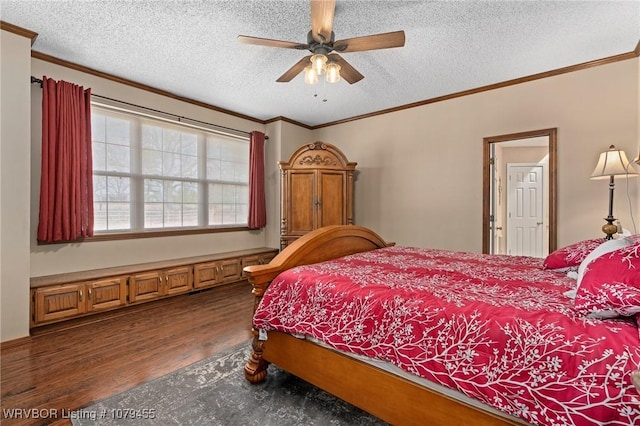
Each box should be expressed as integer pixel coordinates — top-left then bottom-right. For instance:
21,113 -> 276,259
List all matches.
482,128 -> 557,254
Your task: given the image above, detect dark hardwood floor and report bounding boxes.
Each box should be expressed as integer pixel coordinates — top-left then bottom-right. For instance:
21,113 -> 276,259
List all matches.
1,281 -> 255,426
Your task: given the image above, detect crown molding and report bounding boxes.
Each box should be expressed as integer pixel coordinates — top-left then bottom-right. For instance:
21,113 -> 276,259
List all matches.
0,21 -> 38,45
312,44 -> 640,129
264,116 -> 313,130
31,50 -> 266,126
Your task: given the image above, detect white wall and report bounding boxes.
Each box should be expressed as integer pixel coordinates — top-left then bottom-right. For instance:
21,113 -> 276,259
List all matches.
313,58 -> 640,252
263,120 -> 313,249
264,121 -> 284,250
1,30 -> 32,341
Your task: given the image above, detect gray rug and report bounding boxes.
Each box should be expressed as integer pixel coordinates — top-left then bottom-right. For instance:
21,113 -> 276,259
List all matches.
72,342 -> 387,425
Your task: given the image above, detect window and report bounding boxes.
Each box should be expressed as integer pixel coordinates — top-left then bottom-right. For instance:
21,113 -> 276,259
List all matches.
91,106 -> 249,233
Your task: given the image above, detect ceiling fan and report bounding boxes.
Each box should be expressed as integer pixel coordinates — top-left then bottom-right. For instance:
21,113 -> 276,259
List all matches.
237,0 -> 405,85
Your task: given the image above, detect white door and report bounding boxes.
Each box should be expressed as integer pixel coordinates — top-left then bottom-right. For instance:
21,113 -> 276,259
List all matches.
507,164 -> 545,257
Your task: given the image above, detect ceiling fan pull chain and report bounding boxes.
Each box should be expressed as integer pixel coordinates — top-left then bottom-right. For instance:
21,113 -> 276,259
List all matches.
322,78 -> 328,102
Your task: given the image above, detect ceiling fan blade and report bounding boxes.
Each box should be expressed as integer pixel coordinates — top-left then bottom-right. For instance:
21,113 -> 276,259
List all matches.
328,54 -> 363,84
311,0 -> 336,43
334,30 -> 405,53
238,35 -> 308,50
277,55 -> 313,82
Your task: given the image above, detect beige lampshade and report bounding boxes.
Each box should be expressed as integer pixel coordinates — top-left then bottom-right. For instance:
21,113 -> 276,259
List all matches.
590,145 -> 638,180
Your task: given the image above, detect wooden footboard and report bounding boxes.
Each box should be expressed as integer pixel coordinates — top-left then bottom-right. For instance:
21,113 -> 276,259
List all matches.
244,225 -> 392,385
260,331 -> 524,426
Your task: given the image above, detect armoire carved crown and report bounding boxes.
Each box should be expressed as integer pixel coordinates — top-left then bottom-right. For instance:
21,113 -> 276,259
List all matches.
278,141 -> 357,249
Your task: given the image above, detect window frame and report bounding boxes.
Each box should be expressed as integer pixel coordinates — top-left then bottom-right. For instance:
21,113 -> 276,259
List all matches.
88,103 -> 252,241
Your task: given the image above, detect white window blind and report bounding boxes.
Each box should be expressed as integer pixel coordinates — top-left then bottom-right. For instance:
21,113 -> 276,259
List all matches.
91,103 -> 249,233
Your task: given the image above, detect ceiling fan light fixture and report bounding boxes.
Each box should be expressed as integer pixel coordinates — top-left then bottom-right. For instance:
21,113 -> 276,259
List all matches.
310,53 -> 327,75
304,65 -> 318,85
238,0 -> 405,85
325,62 -> 341,83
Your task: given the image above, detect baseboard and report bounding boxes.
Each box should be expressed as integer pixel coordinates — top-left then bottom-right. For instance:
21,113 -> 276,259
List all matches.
0,334 -> 32,348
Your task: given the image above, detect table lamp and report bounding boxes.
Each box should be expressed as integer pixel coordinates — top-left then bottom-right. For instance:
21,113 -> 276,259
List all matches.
590,145 -> 638,239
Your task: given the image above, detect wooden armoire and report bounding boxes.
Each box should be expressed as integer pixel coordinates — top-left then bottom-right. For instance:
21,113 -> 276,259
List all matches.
279,141 -> 357,249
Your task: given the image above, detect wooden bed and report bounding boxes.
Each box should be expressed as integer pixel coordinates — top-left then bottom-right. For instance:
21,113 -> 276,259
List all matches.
243,225 -> 526,425
243,225 -> 640,425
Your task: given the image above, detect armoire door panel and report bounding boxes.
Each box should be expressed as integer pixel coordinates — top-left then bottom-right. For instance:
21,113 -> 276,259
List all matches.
288,171 -> 316,234
319,171 -> 346,227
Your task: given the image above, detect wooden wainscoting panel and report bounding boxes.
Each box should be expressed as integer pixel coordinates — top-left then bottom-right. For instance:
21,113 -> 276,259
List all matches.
87,276 -> 127,312
164,266 -> 193,296
30,248 -> 278,327
129,271 -> 163,303
193,261 -> 220,289
219,258 -> 241,284
33,284 -> 86,324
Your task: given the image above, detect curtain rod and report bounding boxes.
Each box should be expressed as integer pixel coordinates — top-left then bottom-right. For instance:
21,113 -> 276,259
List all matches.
30,76 -> 267,140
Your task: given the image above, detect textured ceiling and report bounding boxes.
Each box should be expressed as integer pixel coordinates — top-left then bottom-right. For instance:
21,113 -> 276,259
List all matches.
1,1 -> 639,127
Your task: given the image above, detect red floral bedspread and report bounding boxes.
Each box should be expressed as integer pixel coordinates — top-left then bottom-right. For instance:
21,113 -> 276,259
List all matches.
253,246 -> 640,425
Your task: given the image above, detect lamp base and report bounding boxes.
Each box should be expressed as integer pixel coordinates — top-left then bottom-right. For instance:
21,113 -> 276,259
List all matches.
602,218 -> 617,240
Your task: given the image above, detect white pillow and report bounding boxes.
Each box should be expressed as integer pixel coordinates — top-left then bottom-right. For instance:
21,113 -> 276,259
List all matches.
575,237 -> 632,288
564,237 -> 631,300
562,270 -> 580,298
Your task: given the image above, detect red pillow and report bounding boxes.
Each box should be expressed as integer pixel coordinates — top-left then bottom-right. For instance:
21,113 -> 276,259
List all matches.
574,241 -> 640,318
543,238 -> 603,270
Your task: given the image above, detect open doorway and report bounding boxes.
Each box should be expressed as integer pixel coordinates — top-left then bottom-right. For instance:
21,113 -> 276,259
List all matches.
483,129 -> 557,257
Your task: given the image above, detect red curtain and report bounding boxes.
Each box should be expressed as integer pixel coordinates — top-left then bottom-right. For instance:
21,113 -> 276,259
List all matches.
248,131 -> 266,229
37,76 -> 94,243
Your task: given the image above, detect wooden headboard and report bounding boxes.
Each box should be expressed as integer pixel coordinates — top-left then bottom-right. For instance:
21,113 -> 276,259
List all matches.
243,225 -> 393,287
